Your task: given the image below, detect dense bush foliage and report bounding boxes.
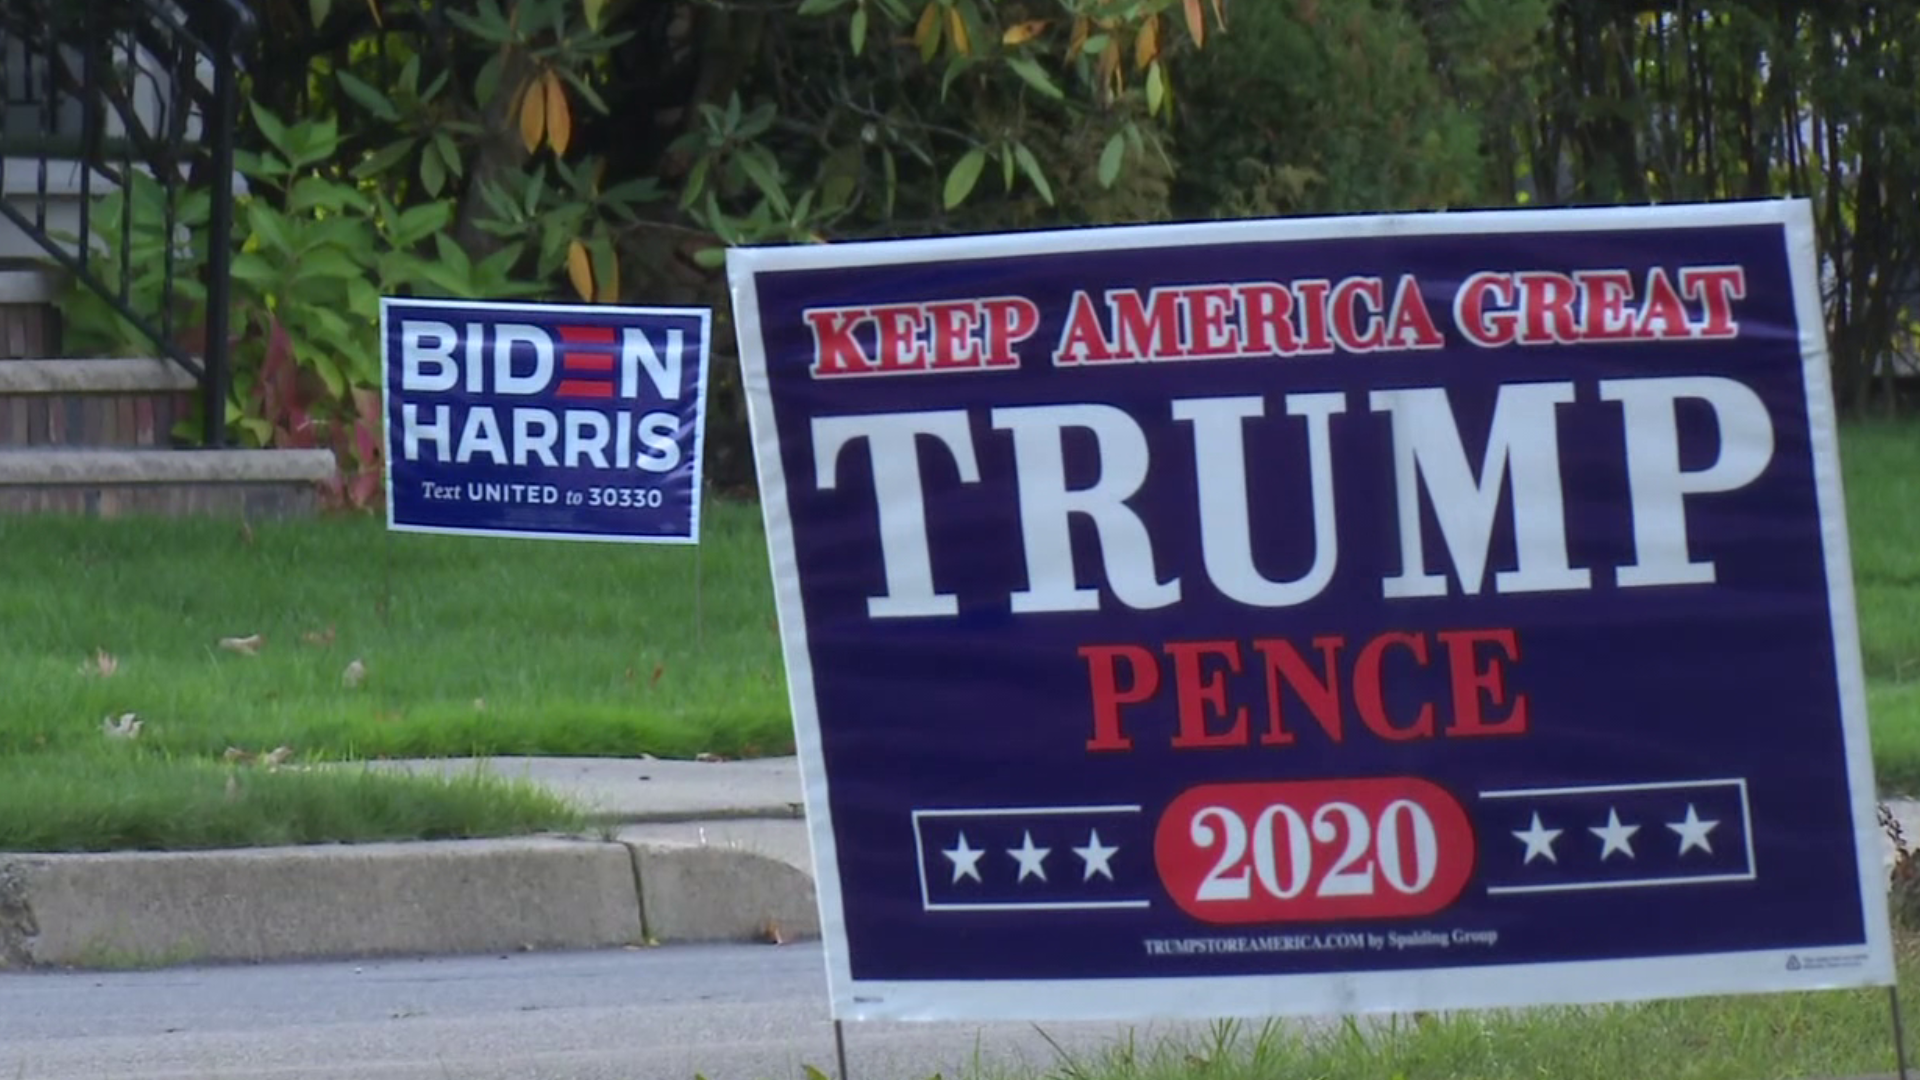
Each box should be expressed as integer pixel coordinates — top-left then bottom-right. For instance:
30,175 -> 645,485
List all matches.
63,0 -> 1920,506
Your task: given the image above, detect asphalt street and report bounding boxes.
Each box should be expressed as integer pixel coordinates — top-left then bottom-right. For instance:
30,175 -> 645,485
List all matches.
0,943 -> 1204,1080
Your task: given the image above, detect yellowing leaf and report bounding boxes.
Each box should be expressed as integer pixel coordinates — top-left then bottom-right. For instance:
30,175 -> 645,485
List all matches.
1135,15 -> 1158,71
1066,15 -> 1089,59
914,2 -> 942,58
1002,20 -> 1046,46
567,238 -> 595,301
543,70 -> 572,156
1147,59 -> 1167,114
1183,0 -> 1205,47
517,73 -> 546,153
1099,44 -> 1122,98
947,7 -> 970,56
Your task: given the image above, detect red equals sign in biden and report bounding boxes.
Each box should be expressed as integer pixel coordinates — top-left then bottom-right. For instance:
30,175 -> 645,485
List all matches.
555,325 -> 619,400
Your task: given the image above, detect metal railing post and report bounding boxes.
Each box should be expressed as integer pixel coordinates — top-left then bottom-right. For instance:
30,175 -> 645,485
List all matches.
200,9 -> 239,449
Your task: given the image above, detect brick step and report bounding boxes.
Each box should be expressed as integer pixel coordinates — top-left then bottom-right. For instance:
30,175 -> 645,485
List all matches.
0,265 -> 64,358
0,447 -> 337,518
0,358 -> 198,448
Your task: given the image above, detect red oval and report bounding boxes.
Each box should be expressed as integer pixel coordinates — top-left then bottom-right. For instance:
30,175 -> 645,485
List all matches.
1154,778 -> 1475,924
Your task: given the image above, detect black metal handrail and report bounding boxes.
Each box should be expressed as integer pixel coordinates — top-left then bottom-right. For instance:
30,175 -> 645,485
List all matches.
0,0 -> 251,448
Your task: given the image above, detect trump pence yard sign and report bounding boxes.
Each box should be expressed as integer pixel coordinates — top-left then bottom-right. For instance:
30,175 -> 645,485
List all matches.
381,298 -> 712,543
726,200 -> 1894,1022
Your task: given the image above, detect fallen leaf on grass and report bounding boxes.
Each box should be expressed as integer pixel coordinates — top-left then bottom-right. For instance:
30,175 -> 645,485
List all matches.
101,713 -> 142,739
694,752 -> 730,764
225,745 -> 296,770
473,697 -> 487,712
342,658 -> 366,689
78,648 -> 119,678
302,626 -> 336,647
218,634 -> 264,656
651,664 -> 664,686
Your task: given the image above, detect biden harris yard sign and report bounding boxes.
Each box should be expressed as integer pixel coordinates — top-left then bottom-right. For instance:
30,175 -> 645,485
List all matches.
726,200 -> 1894,1023
381,298 -> 712,543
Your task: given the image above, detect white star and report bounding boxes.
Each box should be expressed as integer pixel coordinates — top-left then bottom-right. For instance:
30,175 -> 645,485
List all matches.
1590,808 -> 1641,860
1513,812 -> 1563,865
1072,829 -> 1120,881
1009,831 -> 1051,883
943,832 -> 985,884
1668,804 -> 1719,856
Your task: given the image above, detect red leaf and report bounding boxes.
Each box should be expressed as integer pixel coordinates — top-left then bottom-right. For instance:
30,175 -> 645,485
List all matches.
349,471 -> 380,508
353,420 -> 380,467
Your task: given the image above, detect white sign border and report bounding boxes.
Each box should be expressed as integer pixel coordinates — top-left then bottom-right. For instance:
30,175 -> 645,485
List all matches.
378,295 -> 715,545
726,198 -> 1895,1022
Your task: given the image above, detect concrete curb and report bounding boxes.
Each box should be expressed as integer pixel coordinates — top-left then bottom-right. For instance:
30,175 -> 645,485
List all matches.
0,831 -> 820,970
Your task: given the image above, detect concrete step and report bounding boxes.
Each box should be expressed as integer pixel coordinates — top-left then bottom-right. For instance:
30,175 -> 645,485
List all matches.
0,446 -> 337,517
0,357 -> 197,448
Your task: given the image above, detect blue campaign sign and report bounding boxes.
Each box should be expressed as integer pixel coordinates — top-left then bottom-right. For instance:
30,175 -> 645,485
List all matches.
726,200 -> 1894,1023
380,298 -> 712,543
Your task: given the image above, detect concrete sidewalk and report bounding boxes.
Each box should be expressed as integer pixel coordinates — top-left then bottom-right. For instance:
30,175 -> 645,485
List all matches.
4,756 -> 1917,972
0,757 -> 818,970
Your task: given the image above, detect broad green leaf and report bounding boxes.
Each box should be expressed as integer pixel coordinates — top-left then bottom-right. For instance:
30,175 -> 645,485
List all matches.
434,133 -> 463,177
681,155 -> 712,210
583,0 -> 609,32
738,150 -> 791,216
943,147 -> 987,209
1082,33 -> 1110,54
1098,131 -> 1126,188
230,252 -> 277,286
1146,60 -> 1166,115
247,204 -> 294,256
336,70 -> 398,121
311,351 -> 348,400
850,6 -> 869,54
248,103 -> 291,157
1005,56 -> 1064,99
302,248 -> 363,280
475,52 -> 505,108
420,147 -> 447,196
352,137 -> 417,181
434,232 -> 473,278
395,201 -> 455,247
693,246 -> 727,269
310,0 -> 332,28
589,235 -> 620,302
1014,143 -> 1054,205
1000,143 -> 1014,190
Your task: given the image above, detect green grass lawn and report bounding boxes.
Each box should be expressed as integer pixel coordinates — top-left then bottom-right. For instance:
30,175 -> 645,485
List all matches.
990,942 -> 1920,1080
0,422 -> 1915,850
1844,421 -> 1920,791
0,498 -> 791,764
